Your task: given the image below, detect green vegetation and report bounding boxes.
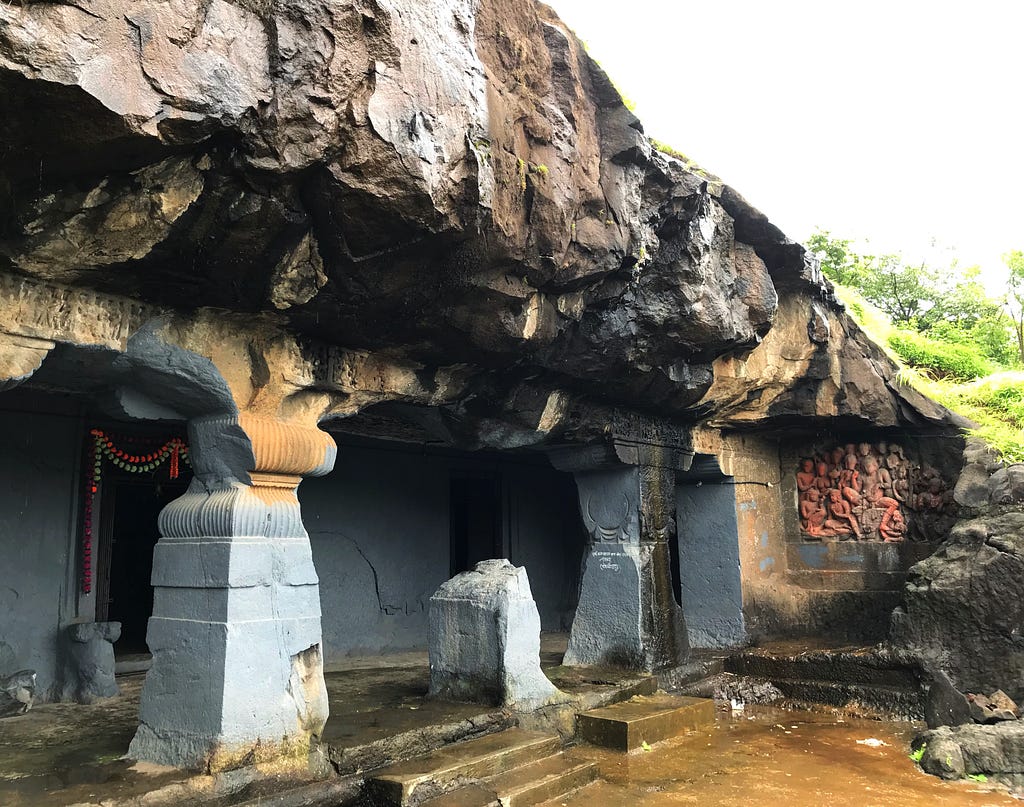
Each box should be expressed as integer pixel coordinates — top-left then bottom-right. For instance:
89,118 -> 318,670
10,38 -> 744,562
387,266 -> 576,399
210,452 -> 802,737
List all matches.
1004,249 -> 1024,366
818,236 -> 1024,463
887,331 -> 994,381
807,229 -> 1019,367
649,138 -> 720,183
650,138 -> 690,163
909,745 -> 926,763
966,773 -> 989,783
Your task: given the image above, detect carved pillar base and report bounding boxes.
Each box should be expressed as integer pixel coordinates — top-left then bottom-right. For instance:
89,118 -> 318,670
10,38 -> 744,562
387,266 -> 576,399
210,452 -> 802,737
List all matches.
563,465 -> 688,672
129,414 -> 336,771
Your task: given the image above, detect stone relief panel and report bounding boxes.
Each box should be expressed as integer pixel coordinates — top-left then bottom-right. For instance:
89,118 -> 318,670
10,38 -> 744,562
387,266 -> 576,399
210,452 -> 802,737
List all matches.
796,442 -> 955,542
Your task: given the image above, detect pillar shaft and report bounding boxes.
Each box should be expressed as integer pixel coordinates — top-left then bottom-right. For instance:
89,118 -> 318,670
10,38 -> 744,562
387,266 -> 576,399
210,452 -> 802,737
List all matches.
563,459 -> 688,672
129,413 -> 336,771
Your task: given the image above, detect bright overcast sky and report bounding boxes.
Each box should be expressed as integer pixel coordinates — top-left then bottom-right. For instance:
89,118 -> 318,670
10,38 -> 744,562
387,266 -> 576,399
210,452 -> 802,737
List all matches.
546,0 -> 1024,288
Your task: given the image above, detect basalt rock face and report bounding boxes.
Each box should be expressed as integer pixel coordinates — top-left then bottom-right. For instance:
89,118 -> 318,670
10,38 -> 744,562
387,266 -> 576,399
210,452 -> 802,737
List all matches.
891,510 -> 1024,702
0,0 -> 959,433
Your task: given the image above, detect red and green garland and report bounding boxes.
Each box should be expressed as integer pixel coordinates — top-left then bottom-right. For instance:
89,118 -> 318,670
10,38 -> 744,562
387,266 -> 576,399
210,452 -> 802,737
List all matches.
81,428 -> 191,594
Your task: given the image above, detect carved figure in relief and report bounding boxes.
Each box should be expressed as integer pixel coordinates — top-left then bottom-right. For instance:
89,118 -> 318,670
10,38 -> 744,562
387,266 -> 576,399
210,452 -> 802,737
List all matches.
796,441 -> 949,543
916,477 -> 945,510
839,454 -> 862,506
893,474 -> 910,503
879,507 -> 907,542
814,460 -> 831,493
861,457 -> 899,511
826,489 -> 860,538
799,488 -> 828,537
796,459 -> 816,493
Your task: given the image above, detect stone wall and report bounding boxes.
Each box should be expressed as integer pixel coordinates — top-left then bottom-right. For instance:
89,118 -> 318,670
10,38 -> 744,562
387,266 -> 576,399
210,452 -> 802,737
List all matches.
300,437 -> 585,662
691,430 -> 957,644
0,389 -> 84,700
675,479 -> 745,648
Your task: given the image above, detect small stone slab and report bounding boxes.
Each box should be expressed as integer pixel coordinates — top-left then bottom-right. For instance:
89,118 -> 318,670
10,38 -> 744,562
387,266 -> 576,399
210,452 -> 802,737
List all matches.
577,694 -> 715,752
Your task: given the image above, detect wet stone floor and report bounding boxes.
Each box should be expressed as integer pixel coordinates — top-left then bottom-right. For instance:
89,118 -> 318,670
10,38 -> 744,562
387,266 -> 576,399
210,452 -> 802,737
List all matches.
545,705 -> 1018,807
1,665 -> 1020,806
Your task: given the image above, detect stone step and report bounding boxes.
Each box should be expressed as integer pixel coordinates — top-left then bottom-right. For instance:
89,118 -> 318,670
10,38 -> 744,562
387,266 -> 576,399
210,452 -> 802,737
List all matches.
483,753 -> 598,806
365,728 -> 561,806
418,784 -> 499,807
723,646 -> 922,689
770,677 -> 924,720
787,569 -> 908,592
577,693 -> 715,751
419,754 -> 598,807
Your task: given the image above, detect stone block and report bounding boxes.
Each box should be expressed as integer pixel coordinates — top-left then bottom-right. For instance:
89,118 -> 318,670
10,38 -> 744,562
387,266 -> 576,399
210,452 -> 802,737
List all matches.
428,560 -> 562,711
62,621 -> 120,703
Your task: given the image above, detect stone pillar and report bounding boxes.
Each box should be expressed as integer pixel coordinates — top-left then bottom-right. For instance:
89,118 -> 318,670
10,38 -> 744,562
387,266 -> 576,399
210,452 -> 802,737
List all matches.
129,413 -> 336,771
553,445 -> 688,672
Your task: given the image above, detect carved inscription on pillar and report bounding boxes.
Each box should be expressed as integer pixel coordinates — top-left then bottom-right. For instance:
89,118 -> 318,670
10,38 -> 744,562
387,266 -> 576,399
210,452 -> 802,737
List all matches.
796,442 -> 954,542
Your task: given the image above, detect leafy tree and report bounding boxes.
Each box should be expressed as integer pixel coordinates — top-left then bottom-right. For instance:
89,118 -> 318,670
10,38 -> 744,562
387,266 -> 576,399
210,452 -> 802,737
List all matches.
808,229 -> 1017,367
1004,250 -> 1024,366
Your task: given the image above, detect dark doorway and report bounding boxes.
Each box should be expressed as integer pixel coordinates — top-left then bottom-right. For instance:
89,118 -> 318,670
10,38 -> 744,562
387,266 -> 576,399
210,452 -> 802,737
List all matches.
449,474 -> 503,576
96,480 -> 184,653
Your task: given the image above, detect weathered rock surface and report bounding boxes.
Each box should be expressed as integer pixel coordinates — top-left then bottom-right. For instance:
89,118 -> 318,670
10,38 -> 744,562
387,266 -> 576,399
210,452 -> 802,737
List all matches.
924,669 -> 973,729
967,690 -> 1020,724
428,559 -> 563,711
954,438 -> 1024,509
0,0 -> 963,437
891,510 -> 1024,701
915,721 -> 1024,780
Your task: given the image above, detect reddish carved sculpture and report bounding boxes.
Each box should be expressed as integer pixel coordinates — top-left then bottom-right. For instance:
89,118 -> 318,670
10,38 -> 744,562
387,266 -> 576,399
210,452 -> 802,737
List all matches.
796,442 -> 952,542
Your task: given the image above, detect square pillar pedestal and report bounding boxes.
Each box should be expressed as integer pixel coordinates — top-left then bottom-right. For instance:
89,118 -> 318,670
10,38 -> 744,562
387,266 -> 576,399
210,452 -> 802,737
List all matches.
129,414 -> 336,771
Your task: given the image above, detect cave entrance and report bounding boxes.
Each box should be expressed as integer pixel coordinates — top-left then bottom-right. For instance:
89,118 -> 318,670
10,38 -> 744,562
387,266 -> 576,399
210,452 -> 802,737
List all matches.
303,406 -> 590,662
675,454 -> 745,648
90,426 -> 190,661
449,473 -> 503,576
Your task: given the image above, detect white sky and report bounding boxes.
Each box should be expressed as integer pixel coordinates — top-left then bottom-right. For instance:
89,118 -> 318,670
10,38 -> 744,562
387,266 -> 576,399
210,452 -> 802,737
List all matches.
546,0 -> 1024,290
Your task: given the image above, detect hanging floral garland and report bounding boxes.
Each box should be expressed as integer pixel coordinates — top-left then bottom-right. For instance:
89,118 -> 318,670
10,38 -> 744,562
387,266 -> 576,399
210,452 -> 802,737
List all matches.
81,429 -> 191,594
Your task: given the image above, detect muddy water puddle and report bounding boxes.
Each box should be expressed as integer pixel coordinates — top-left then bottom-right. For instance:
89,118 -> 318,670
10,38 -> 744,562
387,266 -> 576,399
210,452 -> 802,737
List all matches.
548,705 -> 1017,806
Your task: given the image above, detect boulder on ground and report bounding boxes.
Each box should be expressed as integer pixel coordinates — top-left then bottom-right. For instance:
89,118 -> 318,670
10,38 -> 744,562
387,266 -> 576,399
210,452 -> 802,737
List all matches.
966,690 -> 1020,724
990,466 -> 1024,506
916,721 -> 1024,780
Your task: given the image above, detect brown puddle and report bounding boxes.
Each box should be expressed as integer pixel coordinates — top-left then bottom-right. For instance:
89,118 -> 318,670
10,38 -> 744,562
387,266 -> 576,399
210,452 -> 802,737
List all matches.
548,705 -> 1017,806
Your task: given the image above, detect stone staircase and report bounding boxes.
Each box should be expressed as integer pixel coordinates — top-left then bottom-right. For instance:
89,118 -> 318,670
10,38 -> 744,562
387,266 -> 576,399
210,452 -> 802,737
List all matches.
364,728 -> 596,807
363,694 -> 716,806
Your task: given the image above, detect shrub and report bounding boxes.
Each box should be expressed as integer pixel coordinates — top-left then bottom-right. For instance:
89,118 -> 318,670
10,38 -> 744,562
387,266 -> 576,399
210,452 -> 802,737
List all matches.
887,330 -> 994,381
